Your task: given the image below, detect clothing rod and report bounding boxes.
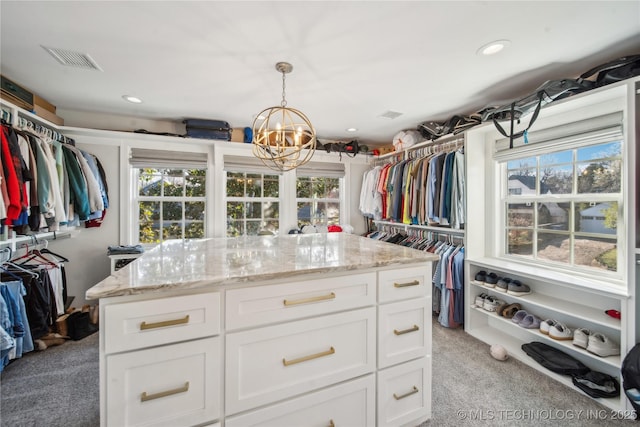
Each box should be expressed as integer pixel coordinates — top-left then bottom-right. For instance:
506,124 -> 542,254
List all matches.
0,98 -> 74,145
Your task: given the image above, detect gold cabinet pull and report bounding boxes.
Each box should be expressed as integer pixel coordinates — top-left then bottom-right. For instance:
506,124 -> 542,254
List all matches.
394,324 -> 420,335
141,382 -> 189,402
393,280 -> 420,288
393,386 -> 419,400
140,315 -> 190,330
283,292 -> 336,306
329,420 -> 335,427
283,346 -> 335,366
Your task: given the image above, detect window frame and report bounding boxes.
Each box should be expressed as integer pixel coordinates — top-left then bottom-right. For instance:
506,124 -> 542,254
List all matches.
132,167 -> 208,245
496,135 -> 624,280
295,175 -> 343,228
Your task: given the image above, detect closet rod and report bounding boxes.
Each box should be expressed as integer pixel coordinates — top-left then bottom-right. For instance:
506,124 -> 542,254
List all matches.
0,99 -> 74,145
373,220 -> 465,236
371,133 -> 464,164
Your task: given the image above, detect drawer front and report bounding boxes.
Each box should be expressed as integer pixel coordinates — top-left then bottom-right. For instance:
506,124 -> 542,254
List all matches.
106,337 -> 221,427
226,272 -> 376,330
104,292 -> 220,354
379,266 -> 429,303
226,307 -> 376,415
225,375 -> 375,427
378,298 -> 431,369
377,357 -> 431,427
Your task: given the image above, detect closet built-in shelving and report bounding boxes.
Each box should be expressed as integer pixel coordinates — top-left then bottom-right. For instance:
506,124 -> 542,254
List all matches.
463,78 -> 638,414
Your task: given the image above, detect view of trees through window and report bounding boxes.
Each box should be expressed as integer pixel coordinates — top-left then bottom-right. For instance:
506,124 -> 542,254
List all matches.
136,168 -> 206,244
226,172 -> 279,236
296,176 -> 340,228
504,140 -> 622,272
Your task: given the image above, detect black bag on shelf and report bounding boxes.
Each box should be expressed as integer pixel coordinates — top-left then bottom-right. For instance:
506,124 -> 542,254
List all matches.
183,119 -> 232,141
622,343 -> 640,416
521,341 -> 591,376
579,54 -> 640,88
66,311 -> 98,340
572,370 -> 620,398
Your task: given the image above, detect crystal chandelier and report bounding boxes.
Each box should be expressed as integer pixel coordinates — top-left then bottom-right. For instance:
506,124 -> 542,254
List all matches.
252,62 -> 316,171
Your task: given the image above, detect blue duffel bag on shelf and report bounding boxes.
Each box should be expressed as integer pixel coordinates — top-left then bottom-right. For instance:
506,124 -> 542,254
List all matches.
183,118 -> 232,141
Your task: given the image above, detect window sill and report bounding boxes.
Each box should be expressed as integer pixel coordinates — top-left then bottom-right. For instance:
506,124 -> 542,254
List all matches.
465,256 -> 629,298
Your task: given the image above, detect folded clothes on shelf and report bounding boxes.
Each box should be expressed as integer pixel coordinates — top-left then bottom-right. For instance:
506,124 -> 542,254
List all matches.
107,244 -> 145,255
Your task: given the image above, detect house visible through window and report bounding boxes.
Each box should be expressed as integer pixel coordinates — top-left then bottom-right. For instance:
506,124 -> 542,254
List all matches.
295,161 -> 345,229
502,138 -> 622,274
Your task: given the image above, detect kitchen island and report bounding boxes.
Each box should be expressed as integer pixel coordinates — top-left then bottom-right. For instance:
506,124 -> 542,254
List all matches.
87,233 -> 439,427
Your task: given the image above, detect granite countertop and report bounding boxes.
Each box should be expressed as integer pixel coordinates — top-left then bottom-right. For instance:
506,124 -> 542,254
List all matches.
86,233 -> 439,299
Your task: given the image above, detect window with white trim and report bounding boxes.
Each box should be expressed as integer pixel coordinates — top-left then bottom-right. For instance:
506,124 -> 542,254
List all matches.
130,149 -> 208,244
224,156 -> 280,236
296,162 -> 345,228
497,115 -> 623,275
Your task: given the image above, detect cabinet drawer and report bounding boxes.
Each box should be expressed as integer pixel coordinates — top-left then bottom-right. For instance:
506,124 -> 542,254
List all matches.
226,272 -> 376,330
378,298 -> 431,368
225,375 -> 375,427
377,357 -> 431,427
104,292 -> 220,354
226,307 -> 376,415
106,337 -> 221,427
379,266 -> 429,303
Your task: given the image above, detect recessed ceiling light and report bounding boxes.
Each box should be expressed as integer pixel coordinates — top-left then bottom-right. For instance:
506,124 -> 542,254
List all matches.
122,95 -> 143,104
346,128 -> 358,132
477,40 -> 511,56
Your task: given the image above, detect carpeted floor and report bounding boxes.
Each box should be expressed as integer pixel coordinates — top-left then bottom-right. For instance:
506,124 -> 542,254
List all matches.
0,319 -> 633,426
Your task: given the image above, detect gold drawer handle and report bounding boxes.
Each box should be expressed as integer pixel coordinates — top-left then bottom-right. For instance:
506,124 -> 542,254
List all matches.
393,386 -> 419,400
140,315 -> 190,331
394,324 -> 420,335
283,292 -> 336,306
393,280 -> 420,288
283,346 -> 335,366
329,420 -> 335,427
141,382 -> 189,402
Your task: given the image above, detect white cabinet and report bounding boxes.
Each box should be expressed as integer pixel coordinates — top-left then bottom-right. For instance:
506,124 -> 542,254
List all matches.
99,265 -> 432,426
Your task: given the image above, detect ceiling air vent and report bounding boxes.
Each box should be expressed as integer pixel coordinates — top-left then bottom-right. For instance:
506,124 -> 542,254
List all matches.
379,110 -> 403,119
42,46 -> 103,71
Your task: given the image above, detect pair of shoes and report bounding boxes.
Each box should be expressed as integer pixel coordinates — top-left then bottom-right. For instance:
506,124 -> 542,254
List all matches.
483,296 -> 506,312
573,328 -> 592,348
548,322 -> 573,340
474,293 -> 489,308
494,277 -> 510,292
512,310 -> 541,329
497,303 -> 521,319
540,319 -> 557,335
586,332 -> 620,357
472,271 -> 487,285
507,280 -> 531,296
484,272 -> 500,288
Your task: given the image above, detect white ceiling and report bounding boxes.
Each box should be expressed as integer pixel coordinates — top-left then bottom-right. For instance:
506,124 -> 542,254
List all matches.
1,1 -> 639,146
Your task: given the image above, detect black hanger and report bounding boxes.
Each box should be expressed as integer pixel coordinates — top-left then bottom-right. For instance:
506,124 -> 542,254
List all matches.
40,248 -> 70,262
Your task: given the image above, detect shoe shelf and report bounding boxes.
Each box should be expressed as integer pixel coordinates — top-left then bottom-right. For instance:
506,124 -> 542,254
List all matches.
467,324 -> 626,413
469,305 -> 622,369
469,281 -> 621,332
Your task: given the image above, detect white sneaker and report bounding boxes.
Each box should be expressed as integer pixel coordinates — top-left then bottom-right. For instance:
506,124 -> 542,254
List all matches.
573,328 -> 591,349
548,322 -> 573,340
586,333 -> 620,357
539,319 -> 557,335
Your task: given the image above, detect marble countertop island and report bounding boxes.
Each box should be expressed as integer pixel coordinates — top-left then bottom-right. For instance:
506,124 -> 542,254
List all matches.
86,233 -> 439,299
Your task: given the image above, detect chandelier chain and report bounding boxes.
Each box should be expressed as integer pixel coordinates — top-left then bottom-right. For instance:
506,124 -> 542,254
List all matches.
281,71 -> 287,107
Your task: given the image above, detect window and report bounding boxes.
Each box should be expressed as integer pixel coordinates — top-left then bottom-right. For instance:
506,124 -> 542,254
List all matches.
225,172 -> 279,236
295,161 -> 345,229
130,148 -> 208,245
502,138 -> 622,273
296,176 -> 341,227
135,168 -> 206,244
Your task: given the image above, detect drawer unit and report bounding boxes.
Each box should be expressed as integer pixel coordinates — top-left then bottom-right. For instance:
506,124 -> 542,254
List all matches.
225,375 -> 375,427
225,272 -> 376,330
377,357 -> 431,427
378,266 -> 428,303
105,337 -> 221,427
104,292 -> 220,354
378,297 -> 431,369
225,307 -> 376,415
